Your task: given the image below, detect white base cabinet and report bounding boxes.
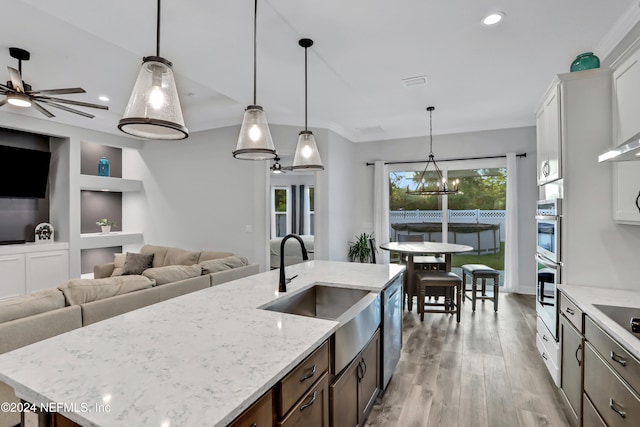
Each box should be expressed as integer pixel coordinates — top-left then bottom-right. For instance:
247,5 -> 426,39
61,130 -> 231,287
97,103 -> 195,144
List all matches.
0,243 -> 69,299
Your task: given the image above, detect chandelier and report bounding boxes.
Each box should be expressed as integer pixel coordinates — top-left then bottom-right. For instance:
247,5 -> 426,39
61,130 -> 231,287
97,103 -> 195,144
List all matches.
406,106 -> 462,196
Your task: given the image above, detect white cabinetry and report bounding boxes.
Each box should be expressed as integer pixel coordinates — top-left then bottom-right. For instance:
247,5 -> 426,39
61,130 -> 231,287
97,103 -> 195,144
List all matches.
613,46 -> 640,146
0,254 -> 26,299
612,44 -> 640,224
25,250 -> 69,294
536,85 -> 562,185
0,243 -> 69,299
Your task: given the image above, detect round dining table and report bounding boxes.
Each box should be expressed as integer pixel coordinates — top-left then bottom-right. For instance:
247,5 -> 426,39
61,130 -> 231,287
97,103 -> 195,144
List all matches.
379,241 -> 473,311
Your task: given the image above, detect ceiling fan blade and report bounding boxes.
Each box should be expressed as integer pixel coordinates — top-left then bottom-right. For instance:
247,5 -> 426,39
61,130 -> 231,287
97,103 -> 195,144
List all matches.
28,87 -> 86,95
38,99 -> 95,118
31,101 -> 55,118
7,67 -> 24,93
34,96 -> 108,110
0,83 -> 11,91
0,98 -> 7,107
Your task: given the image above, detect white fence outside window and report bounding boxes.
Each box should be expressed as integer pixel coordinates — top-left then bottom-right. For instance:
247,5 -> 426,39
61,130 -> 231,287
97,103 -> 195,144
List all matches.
389,209 -> 506,242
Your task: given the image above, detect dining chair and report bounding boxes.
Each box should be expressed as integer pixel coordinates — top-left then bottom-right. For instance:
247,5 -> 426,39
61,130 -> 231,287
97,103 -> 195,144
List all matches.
368,237 -> 377,264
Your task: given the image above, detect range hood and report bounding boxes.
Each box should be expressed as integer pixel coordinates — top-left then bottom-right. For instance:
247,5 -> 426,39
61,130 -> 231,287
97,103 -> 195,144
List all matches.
598,138 -> 640,162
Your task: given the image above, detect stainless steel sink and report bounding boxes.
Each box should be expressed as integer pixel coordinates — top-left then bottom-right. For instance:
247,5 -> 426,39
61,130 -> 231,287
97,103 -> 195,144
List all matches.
262,283 -> 381,373
593,304 -> 640,337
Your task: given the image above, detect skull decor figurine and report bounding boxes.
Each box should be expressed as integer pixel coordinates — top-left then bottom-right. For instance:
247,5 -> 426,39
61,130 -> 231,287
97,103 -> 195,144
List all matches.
35,223 -> 54,243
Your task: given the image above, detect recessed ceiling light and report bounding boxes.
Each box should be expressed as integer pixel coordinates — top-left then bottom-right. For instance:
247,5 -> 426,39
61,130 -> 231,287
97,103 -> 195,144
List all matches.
482,12 -> 504,26
98,96 -> 110,102
401,75 -> 428,87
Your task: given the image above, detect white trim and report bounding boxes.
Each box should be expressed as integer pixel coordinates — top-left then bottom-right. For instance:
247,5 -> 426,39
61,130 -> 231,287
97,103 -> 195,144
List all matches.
596,1 -> 640,62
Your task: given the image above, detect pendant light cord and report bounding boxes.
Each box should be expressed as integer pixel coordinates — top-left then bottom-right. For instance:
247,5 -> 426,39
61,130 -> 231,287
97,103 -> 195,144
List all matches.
156,0 -> 161,57
428,107 -> 433,156
253,0 -> 258,105
304,45 -> 308,131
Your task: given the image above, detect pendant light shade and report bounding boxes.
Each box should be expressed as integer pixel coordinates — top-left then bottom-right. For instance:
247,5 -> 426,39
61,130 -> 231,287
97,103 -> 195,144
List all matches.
235,105 -> 276,159
291,38 -> 324,171
118,0 -> 188,140
233,0 -> 276,160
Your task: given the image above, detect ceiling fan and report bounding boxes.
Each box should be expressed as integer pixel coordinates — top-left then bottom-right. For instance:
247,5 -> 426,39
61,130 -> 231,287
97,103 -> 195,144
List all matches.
0,47 -> 108,119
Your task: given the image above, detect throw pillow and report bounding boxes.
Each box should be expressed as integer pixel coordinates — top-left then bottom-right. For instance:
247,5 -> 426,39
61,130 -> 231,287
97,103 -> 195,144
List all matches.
142,265 -> 203,286
58,276 -> 155,306
122,252 -> 154,275
111,253 -> 126,277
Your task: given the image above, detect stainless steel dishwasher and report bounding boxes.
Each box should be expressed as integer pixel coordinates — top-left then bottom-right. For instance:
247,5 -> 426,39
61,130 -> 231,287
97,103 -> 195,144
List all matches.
381,276 -> 402,390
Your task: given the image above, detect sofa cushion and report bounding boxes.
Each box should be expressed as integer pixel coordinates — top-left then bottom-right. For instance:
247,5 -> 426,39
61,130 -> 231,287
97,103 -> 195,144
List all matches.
122,252 -> 155,275
141,245 -> 199,267
197,251 -> 235,263
110,253 -> 126,277
58,276 -> 156,306
142,265 -> 203,286
0,289 -> 65,323
199,255 -> 249,275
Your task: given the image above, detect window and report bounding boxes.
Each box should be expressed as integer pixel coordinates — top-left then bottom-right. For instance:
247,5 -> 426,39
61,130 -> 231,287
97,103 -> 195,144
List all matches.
271,186 -> 290,238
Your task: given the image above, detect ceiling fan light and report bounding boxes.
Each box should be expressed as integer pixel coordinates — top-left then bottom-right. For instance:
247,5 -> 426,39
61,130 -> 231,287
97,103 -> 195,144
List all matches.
292,131 -> 324,171
7,93 -> 31,108
118,56 -> 188,140
234,105 -> 276,160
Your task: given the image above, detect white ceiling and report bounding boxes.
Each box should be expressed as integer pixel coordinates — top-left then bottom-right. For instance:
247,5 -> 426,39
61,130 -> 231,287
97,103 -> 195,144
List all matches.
0,0 -> 637,142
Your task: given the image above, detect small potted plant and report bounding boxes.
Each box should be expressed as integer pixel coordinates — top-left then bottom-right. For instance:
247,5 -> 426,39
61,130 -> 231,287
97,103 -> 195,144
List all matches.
96,218 -> 117,234
348,232 -> 374,263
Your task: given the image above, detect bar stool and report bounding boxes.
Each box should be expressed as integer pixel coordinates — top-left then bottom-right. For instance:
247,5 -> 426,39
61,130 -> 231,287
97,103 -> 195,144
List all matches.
415,271 -> 462,323
461,264 -> 500,312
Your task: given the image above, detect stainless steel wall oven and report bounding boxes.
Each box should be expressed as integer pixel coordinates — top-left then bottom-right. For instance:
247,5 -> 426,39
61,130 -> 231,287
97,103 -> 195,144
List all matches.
536,199 -> 562,341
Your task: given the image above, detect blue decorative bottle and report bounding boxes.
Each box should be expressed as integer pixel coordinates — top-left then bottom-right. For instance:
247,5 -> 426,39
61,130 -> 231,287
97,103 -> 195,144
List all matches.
98,156 -> 110,177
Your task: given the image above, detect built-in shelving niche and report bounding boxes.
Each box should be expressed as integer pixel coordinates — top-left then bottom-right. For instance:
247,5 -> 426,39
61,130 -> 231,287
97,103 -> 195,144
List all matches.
79,141 -> 143,276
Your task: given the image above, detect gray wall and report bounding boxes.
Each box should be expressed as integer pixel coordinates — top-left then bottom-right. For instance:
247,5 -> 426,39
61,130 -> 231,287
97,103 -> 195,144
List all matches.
81,246 -> 121,275
0,127 -> 50,242
80,140 -> 122,177
80,191 -> 122,234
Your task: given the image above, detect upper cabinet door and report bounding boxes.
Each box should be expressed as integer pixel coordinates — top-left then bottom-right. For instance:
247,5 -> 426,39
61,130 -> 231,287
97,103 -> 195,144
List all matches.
537,85 -> 562,185
613,48 -> 640,145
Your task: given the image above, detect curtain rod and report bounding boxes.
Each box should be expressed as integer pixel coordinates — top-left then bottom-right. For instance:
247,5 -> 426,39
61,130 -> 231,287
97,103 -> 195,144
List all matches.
365,152 -> 526,166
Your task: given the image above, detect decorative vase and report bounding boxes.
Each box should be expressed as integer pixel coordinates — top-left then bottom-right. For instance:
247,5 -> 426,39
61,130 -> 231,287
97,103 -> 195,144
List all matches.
98,156 -> 110,177
570,52 -> 600,72
101,225 -> 111,233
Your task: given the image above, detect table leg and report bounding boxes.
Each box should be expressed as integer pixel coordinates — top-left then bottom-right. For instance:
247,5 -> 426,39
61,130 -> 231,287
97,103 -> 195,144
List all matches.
407,254 -> 415,312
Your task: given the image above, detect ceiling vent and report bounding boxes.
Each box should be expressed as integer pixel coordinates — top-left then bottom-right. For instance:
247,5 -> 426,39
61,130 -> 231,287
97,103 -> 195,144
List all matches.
401,75 -> 428,87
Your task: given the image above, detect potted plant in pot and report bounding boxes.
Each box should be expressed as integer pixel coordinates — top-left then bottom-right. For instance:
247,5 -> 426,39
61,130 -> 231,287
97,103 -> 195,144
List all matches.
348,232 -> 375,263
96,218 -> 117,234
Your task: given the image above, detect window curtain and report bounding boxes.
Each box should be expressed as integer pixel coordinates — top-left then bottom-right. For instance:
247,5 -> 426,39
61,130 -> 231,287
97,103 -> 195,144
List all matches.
504,152 -> 518,293
374,161 -> 390,264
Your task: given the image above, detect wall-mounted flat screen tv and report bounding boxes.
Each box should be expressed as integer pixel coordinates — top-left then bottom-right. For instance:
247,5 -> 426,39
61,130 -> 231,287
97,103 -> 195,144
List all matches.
0,145 -> 51,198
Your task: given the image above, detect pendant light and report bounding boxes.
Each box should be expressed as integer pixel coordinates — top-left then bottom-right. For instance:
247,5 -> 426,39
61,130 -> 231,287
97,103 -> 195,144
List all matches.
406,107 -> 461,196
291,38 -> 324,171
233,0 -> 276,160
118,0 -> 188,140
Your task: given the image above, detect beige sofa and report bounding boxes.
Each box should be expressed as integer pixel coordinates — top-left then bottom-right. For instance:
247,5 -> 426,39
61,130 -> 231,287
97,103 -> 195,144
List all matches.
0,245 -> 258,427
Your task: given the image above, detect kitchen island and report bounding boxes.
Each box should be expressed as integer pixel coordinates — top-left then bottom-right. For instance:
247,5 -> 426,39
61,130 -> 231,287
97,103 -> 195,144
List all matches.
0,260 -> 403,426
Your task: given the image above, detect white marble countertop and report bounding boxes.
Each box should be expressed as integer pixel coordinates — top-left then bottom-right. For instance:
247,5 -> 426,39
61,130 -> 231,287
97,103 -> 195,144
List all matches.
0,260 -> 404,427
558,284 -> 640,359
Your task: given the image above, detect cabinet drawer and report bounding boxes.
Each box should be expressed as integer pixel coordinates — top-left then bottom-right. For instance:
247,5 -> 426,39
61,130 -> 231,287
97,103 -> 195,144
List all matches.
537,316 -> 560,368
560,293 -> 583,332
278,340 -> 329,416
584,343 -> 640,427
278,372 -> 329,427
536,332 -> 560,386
228,390 -> 274,427
585,316 -> 640,393
583,393 -> 607,427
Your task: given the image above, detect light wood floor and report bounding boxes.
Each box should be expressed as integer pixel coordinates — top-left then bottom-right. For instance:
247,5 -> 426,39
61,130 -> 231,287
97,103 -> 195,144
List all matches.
365,293 -> 571,427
